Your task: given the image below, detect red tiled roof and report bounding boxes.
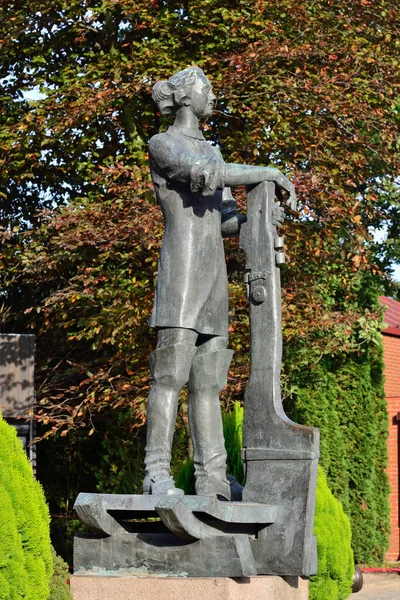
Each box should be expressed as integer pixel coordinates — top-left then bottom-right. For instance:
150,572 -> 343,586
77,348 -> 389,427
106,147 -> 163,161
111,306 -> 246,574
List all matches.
379,296 -> 400,337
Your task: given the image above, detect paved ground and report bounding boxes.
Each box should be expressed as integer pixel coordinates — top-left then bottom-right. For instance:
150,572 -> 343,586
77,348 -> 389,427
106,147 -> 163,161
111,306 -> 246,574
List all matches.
350,572 -> 400,600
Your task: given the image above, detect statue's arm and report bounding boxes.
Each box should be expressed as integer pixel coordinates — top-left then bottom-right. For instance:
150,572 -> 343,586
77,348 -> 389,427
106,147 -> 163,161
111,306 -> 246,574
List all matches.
220,190 -> 285,234
217,148 -> 288,234
149,134 -> 200,182
149,134 -> 224,196
224,164 -> 297,210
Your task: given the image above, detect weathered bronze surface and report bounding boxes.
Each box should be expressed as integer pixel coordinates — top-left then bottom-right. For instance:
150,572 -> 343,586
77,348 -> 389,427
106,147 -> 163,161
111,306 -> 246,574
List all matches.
74,67 -> 319,579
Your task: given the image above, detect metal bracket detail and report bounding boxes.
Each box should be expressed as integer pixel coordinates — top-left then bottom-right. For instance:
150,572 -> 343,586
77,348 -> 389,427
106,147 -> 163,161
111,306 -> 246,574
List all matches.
244,270 -> 271,284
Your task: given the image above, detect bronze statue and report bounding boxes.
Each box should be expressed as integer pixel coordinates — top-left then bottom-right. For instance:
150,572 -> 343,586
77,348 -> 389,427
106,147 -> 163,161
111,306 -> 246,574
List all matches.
144,66 -> 296,498
74,67 -> 319,580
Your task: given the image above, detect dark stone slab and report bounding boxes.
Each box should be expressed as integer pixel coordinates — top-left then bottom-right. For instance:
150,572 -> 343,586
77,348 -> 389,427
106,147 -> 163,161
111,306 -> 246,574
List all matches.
74,533 -> 256,578
0,334 -> 35,418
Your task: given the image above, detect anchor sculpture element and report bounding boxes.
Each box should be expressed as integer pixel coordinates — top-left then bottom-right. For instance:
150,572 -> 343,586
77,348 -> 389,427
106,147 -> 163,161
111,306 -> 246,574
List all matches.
240,181 -> 319,576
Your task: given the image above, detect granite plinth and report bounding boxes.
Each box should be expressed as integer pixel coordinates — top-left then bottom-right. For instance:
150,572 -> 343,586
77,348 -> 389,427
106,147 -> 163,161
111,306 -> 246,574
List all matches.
70,575 -> 309,600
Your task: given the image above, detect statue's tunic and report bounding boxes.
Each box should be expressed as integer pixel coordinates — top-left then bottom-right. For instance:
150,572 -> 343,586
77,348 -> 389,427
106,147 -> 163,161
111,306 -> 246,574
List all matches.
148,125 -> 235,337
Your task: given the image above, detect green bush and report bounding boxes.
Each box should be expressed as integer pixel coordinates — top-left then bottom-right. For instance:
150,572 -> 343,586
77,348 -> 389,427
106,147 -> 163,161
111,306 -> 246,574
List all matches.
175,402 -> 245,494
0,414 -> 53,600
49,547 -> 73,600
222,401 -> 245,486
310,466 -> 354,600
175,459 -> 195,495
292,348 -> 390,564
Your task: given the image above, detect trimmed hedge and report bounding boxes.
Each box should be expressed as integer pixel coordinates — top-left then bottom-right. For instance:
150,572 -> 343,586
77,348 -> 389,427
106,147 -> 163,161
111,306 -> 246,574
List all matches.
0,414 -> 53,600
292,346 -> 390,564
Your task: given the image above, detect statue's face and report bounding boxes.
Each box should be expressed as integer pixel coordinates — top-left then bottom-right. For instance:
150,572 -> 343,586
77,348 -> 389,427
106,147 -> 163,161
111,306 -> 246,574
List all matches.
189,76 -> 216,119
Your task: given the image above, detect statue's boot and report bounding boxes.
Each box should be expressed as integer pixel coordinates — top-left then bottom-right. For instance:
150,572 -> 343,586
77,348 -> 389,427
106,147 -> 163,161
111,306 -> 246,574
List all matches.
188,349 -> 233,500
143,343 -> 197,496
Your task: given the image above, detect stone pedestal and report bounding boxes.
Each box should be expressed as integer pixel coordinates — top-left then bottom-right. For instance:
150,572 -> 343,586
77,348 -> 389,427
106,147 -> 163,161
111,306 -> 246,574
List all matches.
70,575 -> 309,600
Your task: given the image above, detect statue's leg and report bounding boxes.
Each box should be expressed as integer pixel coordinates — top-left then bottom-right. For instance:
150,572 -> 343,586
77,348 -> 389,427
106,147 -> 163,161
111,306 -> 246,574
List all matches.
143,328 -> 197,496
187,336 -> 233,500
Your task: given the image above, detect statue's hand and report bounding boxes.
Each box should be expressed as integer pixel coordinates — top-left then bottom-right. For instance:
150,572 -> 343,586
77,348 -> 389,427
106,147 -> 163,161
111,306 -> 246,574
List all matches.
272,202 -> 285,227
283,184 -> 297,212
272,169 -> 297,211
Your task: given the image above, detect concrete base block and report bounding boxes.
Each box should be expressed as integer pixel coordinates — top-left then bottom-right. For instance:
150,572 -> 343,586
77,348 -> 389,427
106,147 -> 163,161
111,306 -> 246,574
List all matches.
70,575 -> 309,600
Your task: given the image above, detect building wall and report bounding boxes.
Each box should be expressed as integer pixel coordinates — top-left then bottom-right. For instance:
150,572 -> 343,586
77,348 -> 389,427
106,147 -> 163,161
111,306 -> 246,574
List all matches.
383,333 -> 400,562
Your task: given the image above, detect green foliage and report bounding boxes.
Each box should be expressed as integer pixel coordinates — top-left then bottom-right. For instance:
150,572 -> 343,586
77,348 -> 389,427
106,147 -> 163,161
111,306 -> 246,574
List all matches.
91,408 -> 147,494
175,402 -> 244,492
0,483 -> 26,600
222,401 -> 244,485
1,0 -> 399,430
49,547 -> 73,600
0,414 -> 53,600
310,467 -> 354,600
35,411 -> 146,561
175,460 -> 195,495
291,344 -> 390,564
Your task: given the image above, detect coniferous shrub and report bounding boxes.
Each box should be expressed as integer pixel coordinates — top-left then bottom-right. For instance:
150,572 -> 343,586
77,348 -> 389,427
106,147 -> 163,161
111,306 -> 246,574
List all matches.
222,401 -> 245,485
292,347 -> 390,564
0,483 -> 28,599
0,414 -> 53,600
310,466 -> 354,600
49,547 -> 73,600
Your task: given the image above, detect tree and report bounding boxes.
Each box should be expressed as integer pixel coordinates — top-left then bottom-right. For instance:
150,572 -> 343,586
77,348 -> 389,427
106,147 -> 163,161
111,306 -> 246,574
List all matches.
1,0 -> 398,562
1,0 -> 398,426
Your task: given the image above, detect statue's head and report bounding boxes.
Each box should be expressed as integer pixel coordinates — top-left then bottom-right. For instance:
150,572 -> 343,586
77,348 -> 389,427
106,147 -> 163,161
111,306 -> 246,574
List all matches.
152,67 -> 215,119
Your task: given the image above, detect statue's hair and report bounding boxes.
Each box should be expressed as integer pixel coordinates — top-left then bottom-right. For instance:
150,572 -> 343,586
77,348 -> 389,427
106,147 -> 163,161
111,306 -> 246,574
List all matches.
152,67 -> 207,116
